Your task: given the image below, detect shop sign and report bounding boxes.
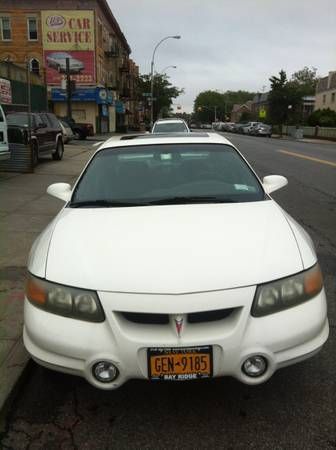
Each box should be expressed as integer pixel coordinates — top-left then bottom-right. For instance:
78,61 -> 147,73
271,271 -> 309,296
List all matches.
0,78 -> 12,104
115,101 -> 125,114
42,11 -> 95,85
51,87 -> 114,104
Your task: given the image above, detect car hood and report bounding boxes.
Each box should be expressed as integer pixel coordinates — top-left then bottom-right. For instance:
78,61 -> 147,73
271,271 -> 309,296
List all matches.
42,201 -> 305,294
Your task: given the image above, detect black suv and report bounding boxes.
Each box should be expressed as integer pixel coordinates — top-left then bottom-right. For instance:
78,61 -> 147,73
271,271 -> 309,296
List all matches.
6,112 -> 64,166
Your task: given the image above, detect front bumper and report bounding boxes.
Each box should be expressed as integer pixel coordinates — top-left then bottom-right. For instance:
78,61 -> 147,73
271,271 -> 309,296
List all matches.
23,286 -> 329,389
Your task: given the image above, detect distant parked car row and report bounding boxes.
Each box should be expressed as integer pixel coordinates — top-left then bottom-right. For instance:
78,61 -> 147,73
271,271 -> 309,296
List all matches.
212,121 -> 272,138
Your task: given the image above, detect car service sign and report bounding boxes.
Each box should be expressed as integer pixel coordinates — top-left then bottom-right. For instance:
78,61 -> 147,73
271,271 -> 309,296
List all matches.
0,78 -> 12,104
41,10 -> 96,86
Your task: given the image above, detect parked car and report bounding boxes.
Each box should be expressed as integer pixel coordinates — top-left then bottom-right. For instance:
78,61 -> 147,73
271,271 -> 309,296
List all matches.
46,52 -> 84,74
233,123 -> 248,133
60,117 -> 94,140
250,123 -> 272,138
6,112 -> 64,166
59,119 -> 75,143
241,122 -> 263,134
24,132 -> 328,389
222,122 -> 235,132
151,118 -> 190,133
0,105 -> 10,160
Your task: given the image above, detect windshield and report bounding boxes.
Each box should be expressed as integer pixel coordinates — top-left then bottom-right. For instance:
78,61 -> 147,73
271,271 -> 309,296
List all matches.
6,114 -> 30,126
153,122 -> 188,133
50,53 -> 70,59
71,144 -> 264,207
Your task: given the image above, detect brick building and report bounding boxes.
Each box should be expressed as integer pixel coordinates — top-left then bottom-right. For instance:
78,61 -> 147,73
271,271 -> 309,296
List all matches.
0,0 -> 140,132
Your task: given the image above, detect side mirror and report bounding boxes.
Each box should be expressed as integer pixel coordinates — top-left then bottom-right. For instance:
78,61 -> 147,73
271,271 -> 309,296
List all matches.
262,175 -> 288,194
47,183 -> 72,202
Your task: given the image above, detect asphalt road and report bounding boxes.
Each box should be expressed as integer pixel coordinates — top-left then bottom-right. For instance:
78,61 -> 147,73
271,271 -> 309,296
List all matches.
1,134 -> 335,450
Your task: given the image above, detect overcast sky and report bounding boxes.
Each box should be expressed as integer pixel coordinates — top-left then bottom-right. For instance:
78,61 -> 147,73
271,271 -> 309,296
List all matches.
108,0 -> 336,113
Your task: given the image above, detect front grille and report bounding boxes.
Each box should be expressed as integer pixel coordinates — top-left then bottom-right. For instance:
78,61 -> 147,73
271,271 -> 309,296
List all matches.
120,308 -> 235,325
187,308 -> 234,323
121,312 -> 169,325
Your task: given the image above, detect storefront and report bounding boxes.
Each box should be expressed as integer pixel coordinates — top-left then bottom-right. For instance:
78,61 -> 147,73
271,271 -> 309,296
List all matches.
51,87 -> 114,133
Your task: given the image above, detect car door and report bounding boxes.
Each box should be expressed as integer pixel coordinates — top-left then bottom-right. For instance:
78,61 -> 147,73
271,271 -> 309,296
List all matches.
40,113 -> 55,152
32,113 -> 48,153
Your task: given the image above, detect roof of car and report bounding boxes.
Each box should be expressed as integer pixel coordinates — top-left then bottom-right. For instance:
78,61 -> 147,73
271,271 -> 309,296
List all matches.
153,118 -> 187,124
97,132 -> 234,151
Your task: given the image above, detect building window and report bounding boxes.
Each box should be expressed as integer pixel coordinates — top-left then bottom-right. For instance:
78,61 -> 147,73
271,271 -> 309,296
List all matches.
30,58 -> 40,75
27,17 -> 38,41
332,93 -> 335,103
1,17 -> 11,41
323,94 -> 326,104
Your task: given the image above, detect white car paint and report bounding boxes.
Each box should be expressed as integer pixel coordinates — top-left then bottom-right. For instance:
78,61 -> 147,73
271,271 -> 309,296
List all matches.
24,133 -> 329,389
0,105 -> 10,160
152,118 -> 190,133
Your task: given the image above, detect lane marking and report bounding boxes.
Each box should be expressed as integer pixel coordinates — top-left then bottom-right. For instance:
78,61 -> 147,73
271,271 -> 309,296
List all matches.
278,150 -> 336,168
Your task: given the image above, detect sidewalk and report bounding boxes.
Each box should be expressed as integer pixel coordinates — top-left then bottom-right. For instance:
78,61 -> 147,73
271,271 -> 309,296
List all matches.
271,134 -> 336,145
0,144 -> 94,411
86,131 -> 143,142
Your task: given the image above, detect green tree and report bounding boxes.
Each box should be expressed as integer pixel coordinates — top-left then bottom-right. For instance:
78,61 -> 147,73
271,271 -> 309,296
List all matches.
268,70 -> 302,126
137,74 -> 183,123
291,66 -> 318,96
307,108 -> 336,127
194,90 -> 255,123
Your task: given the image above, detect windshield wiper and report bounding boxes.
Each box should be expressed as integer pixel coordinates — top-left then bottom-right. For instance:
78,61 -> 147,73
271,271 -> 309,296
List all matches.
69,200 -> 149,208
147,196 -> 236,205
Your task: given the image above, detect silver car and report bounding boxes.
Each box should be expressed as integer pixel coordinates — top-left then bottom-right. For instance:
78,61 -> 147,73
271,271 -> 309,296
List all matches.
47,52 -> 84,73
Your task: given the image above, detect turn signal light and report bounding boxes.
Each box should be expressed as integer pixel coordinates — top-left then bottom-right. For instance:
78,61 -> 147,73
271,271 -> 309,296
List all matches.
26,276 -> 46,305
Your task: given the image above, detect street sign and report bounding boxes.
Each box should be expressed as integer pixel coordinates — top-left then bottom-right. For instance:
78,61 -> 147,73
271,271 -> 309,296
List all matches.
142,93 -> 152,97
259,108 -> 266,119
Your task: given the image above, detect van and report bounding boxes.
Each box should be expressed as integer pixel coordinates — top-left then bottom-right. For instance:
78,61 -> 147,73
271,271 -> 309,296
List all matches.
0,105 -> 10,160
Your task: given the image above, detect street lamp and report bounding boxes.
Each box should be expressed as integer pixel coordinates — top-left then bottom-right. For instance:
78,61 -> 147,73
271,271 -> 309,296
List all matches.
160,65 -> 177,74
150,35 -> 181,126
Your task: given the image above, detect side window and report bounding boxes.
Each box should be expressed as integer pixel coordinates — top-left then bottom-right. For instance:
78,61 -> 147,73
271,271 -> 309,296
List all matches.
35,114 -> 44,128
40,113 -> 51,127
27,17 -> 38,41
47,113 -> 60,129
0,17 -> 11,41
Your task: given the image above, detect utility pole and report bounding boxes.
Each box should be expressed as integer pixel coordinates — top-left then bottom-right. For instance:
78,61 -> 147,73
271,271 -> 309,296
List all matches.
26,61 -> 33,172
66,58 -> 72,119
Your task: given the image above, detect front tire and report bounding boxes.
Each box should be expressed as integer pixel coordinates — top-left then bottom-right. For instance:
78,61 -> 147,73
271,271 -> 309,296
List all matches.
52,139 -> 64,161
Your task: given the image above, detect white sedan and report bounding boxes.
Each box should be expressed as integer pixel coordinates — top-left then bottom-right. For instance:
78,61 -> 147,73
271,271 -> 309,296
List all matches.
24,132 -> 329,389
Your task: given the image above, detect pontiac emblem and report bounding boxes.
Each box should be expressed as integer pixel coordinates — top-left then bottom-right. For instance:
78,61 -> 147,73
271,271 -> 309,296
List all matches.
174,316 -> 184,338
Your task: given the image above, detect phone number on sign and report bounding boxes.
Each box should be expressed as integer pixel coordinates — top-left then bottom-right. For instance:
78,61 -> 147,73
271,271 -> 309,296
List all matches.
62,74 -> 93,83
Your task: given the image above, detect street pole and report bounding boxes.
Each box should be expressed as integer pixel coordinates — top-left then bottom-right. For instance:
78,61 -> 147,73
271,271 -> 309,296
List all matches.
66,58 -> 72,119
150,35 -> 181,127
214,106 -> 217,122
26,61 -> 33,172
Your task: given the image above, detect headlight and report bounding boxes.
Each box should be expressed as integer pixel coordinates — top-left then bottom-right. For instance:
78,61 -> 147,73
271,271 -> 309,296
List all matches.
251,264 -> 323,317
26,274 -> 105,322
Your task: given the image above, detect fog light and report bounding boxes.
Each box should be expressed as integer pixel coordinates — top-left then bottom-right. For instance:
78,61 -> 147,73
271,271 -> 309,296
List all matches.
92,361 -> 119,383
242,355 -> 268,377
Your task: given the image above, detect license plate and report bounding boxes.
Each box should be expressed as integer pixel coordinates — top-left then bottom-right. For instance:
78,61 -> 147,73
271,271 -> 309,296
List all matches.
148,346 -> 213,381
